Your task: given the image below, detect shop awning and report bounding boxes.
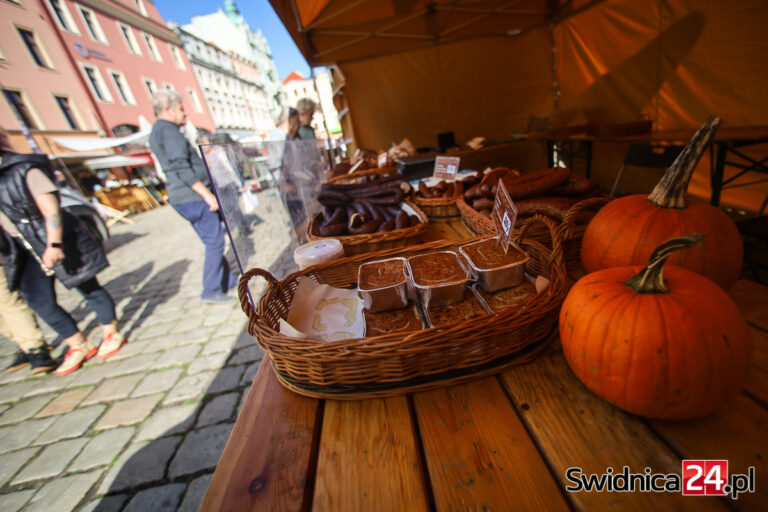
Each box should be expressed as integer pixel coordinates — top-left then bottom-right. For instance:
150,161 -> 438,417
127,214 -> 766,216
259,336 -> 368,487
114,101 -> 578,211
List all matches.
84,154 -> 152,170
51,130 -> 151,152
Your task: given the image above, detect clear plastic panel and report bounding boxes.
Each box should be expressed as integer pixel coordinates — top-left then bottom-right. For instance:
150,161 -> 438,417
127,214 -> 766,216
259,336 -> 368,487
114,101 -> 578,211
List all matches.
199,139 -> 331,305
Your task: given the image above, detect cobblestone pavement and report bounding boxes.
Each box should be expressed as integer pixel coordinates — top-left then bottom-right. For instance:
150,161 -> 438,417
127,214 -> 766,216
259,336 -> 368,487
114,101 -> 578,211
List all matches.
0,190 -> 299,512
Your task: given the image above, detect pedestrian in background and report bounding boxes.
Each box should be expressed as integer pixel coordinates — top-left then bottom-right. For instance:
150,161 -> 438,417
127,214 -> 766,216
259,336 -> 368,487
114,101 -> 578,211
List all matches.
295,98 -> 317,140
149,90 -> 236,304
0,128 -> 127,376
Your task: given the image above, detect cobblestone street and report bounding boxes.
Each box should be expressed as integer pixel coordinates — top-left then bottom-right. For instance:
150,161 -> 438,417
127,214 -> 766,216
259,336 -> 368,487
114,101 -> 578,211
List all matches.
0,190 -> 299,511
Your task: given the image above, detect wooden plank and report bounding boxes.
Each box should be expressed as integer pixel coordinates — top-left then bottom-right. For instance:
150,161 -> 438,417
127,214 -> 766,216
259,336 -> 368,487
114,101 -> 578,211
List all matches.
201,356 -> 319,512
413,377 -> 570,511
312,396 -> 429,511
649,394 -> 768,511
729,279 -> 768,331
500,348 -> 728,511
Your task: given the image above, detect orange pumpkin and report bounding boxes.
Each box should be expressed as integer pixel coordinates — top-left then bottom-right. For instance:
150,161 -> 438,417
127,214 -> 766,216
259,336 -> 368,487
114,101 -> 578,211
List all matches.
581,116 -> 743,290
561,234 -> 752,420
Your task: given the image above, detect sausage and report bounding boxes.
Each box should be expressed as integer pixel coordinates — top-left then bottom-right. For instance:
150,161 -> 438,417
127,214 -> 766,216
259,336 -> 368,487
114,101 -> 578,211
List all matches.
513,196 -> 578,220
453,180 -> 464,198
477,185 -> 491,198
553,172 -> 598,196
464,184 -> 480,201
395,210 -> 408,230
435,180 -> 448,192
322,207 -> 345,226
479,209 -> 492,218
318,190 -> 350,205
318,222 -> 346,236
502,167 -> 571,200
473,197 -> 495,211
418,181 -> 434,198
349,220 -> 380,234
377,218 -> 396,232
443,182 -> 455,198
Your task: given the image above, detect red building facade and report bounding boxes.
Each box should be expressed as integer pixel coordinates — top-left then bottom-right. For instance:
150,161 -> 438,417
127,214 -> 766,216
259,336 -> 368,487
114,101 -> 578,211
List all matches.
44,0 -> 214,135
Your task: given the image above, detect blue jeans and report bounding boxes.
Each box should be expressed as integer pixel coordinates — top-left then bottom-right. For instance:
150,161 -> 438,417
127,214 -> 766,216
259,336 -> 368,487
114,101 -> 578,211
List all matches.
19,253 -> 115,339
172,201 -> 237,298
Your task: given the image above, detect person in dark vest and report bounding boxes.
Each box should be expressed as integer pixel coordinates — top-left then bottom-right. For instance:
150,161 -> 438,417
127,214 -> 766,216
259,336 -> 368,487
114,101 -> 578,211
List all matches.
0,128 -> 127,375
149,90 -> 236,304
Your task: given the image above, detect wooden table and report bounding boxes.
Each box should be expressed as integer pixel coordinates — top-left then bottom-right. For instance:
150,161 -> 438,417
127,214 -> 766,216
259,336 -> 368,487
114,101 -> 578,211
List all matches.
202,219 -> 768,511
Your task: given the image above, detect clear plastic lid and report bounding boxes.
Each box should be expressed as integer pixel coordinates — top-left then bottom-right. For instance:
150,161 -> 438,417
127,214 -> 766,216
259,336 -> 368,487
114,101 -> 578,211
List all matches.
293,239 -> 345,269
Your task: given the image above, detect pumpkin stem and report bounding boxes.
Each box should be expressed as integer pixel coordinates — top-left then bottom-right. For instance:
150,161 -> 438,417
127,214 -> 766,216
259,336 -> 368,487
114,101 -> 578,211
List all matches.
624,234 -> 706,293
647,116 -> 721,209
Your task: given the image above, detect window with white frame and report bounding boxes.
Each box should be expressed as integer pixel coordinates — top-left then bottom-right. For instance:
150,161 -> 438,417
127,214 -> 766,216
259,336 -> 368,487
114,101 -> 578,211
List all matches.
134,0 -> 148,17
142,33 -> 162,62
187,88 -> 203,113
16,28 -> 53,69
110,71 -> 136,105
162,82 -> 175,91
2,89 -> 42,130
169,45 -> 185,70
77,5 -> 108,44
143,78 -> 157,98
54,95 -> 81,130
47,0 -> 79,34
117,23 -> 141,55
81,64 -> 113,102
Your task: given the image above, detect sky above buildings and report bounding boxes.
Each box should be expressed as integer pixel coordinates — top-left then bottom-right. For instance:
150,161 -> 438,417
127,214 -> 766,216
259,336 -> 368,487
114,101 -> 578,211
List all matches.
155,0 -> 311,80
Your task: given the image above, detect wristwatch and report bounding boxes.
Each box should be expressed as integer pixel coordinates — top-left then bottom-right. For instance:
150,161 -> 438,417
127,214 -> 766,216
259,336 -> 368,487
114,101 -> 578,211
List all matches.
50,242 -> 63,249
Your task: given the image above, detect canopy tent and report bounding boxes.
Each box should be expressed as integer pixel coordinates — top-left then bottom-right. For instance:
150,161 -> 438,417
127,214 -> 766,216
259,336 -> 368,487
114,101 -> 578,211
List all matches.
84,154 -> 152,170
270,0 -> 768,211
51,130 -> 151,152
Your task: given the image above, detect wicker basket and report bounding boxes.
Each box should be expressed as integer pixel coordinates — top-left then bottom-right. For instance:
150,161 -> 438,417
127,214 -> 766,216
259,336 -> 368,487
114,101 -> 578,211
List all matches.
413,196 -> 460,218
457,196 -> 611,270
238,215 -> 568,399
306,200 -> 429,256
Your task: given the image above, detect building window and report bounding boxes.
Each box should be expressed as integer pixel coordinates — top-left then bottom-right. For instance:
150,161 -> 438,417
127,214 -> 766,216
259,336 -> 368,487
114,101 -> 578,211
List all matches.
118,23 -> 141,55
81,64 -> 113,102
77,6 -> 108,44
17,28 -> 51,69
47,0 -> 79,34
142,33 -> 162,62
187,88 -> 203,113
143,78 -> 157,98
110,71 -> 135,105
134,0 -> 148,17
2,90 -> 39,130
169,45 -> 185,70
163,82 -> 175,91
54,96 -> 80,130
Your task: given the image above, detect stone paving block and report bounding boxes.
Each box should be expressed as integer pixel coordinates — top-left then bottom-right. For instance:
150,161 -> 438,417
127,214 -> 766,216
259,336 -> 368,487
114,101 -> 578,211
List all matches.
201,335 -> 236,355
163,370 -> 215,405
0,417 -> 56,453
78,494 -> 127,512
208,362 -> 247,394
170,316 -> 206,334
140,336 -> 179,354
176,325 -> 218,345
112,353 -> 161,376
0,447 -> 40,486
69,426 -> 135,472
178,473 -> 213,512
36,387 -> 93,418
132,368 -> 182,397
168,423 -> 234,477
197,392 -> 238,427
95,393 -> 162,430
234,330 -> 254,349
123,483 -> 186,512
24,470 -> 101,512
12,437 -> 89,484
104,340 -> 151,361
0,381 -> 35,403
215,320 -> 247,338
0,394 -> 53,425
187,352 -> 229,375
240,361 -> 260,386
202,309 -> 231,326
34,405 -> 105,445
135,403 -> 197,442
71,362 -> 121,387
81,374 -> 143,405
98,436 -> 181,493
228,344 -> 264,365
152,345 -> 200,370
0,366 -> 34,385
0,490 -> 35,512
139,322 -> 178,340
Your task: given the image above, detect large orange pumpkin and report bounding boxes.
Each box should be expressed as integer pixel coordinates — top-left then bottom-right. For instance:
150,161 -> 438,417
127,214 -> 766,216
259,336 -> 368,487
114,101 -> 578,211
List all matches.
561,234 -> 752,420
581,116 -> 743,290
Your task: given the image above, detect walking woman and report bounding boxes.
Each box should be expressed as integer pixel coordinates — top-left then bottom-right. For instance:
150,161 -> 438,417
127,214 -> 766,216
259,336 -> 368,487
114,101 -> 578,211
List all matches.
0,128 -> 126,375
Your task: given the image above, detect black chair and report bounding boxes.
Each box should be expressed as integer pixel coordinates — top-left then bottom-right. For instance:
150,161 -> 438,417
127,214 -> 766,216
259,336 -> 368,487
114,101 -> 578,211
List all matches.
611,144 -> 685,196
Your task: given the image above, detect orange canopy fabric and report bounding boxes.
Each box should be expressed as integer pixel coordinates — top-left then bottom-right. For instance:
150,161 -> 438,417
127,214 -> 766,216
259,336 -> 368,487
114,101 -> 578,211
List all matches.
271,0 -> 768,211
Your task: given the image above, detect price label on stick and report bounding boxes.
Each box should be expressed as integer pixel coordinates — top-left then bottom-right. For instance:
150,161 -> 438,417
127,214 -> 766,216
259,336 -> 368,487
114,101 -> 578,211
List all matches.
492,179 -> 518,254
377,152 -> 388,168
433,156 -> 460,181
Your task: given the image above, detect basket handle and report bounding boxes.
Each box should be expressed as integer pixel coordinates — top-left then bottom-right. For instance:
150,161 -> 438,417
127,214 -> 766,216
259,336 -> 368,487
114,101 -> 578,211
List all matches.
559,196 -> 612,240
238,268 -> 280,320
514,214 -> 565,271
